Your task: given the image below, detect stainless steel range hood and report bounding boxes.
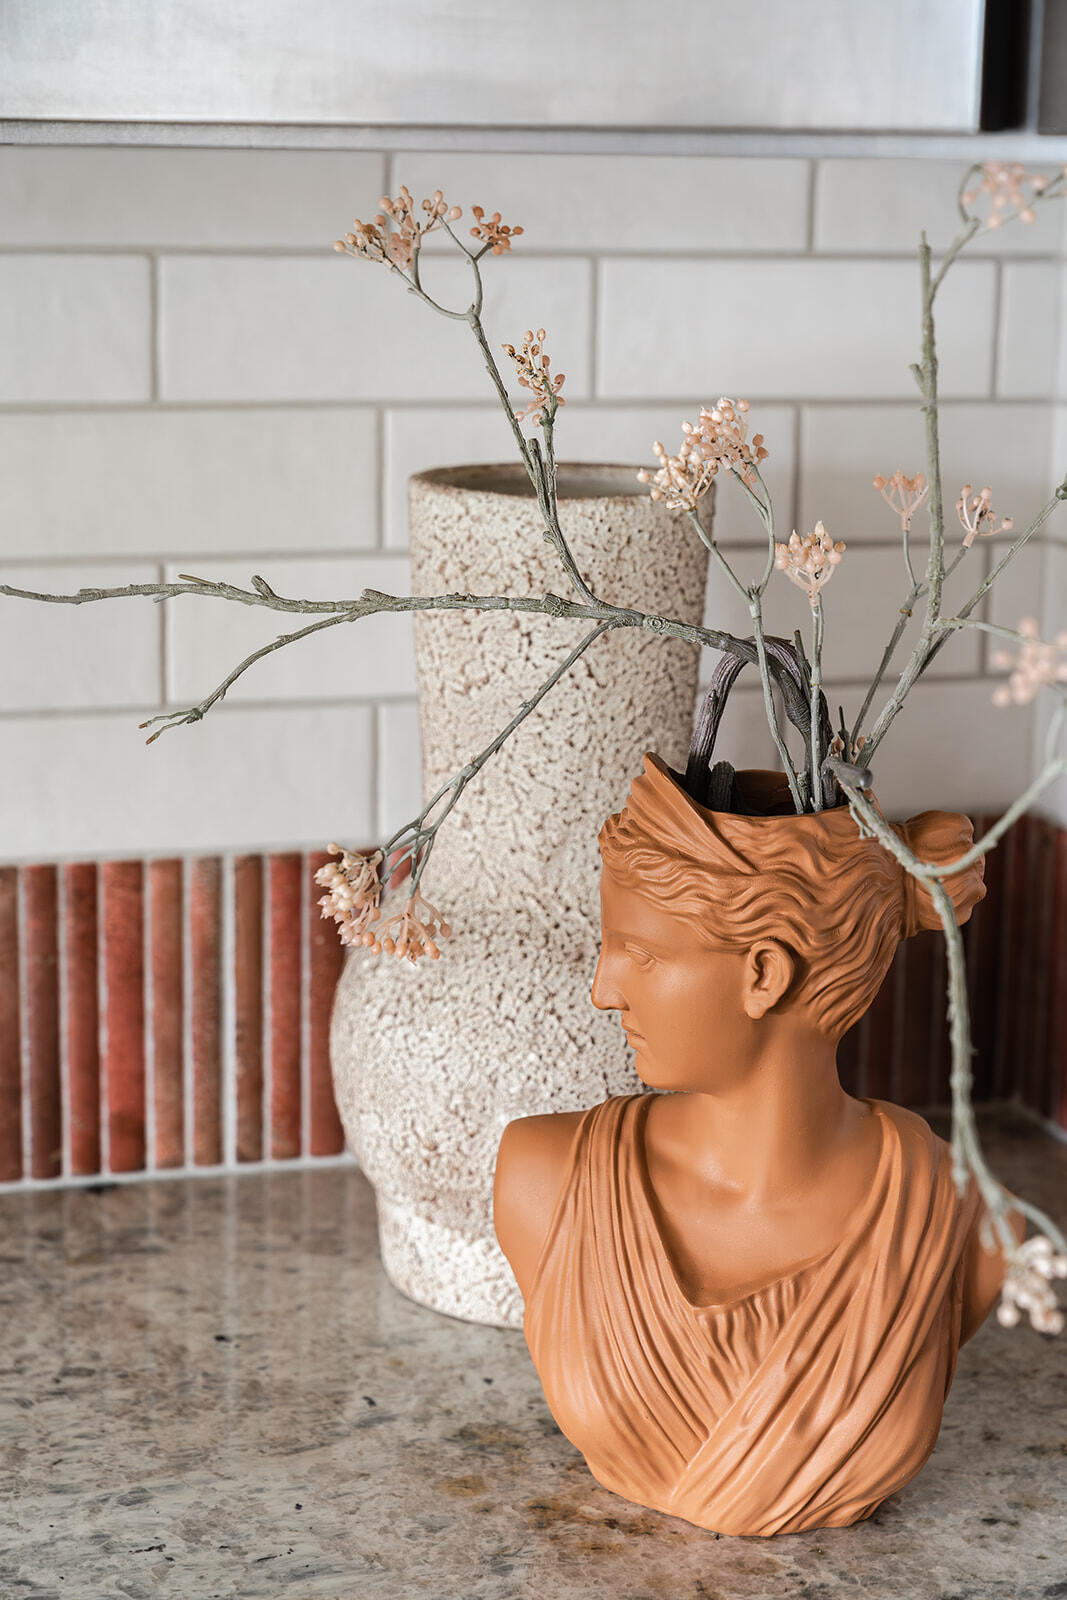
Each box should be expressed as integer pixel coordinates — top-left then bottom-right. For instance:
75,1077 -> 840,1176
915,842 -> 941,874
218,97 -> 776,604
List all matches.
1,0 -> 993,141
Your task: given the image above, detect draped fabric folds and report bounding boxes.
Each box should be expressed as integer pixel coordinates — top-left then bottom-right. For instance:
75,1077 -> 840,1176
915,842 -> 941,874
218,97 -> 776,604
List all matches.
523,1094 -> 984,1537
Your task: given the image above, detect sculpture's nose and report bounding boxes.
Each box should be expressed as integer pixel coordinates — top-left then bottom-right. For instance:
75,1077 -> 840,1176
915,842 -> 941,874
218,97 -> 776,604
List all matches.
590,947 -> 622,1012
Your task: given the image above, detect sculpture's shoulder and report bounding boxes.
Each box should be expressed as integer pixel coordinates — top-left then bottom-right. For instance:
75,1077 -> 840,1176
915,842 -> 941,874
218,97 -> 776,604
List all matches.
869,1099 -> 1024,1344
493,1107 -> 590,1302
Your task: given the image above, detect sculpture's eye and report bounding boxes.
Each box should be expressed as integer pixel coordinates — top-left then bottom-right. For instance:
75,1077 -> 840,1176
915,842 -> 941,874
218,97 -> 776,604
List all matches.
625,944 -> 655,969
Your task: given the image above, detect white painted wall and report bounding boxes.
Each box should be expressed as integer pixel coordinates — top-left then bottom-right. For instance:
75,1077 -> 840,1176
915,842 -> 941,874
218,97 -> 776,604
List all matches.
0,147 -> 1064,858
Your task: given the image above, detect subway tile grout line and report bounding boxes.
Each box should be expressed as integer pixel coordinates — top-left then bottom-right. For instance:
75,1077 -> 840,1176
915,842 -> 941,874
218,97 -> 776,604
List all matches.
0,395 -> 1055,417
805,158 -> 818,254
0,242 -> 1061,264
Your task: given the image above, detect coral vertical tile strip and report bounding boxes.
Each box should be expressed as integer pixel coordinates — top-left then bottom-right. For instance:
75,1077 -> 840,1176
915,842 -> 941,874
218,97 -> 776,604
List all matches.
269,853 -> 304,1161
103,862 -> 146,1173
63,862 -> 100,1176
24,864 -> 61,1179
0,822 -> 1060,1184
967,814 -> 1004,1105
190,858 -> 223,1166
233,855 -> 265,1163
308,850 -> 346,1157
0,867 -> 22,1181
149,860 -> 185,1168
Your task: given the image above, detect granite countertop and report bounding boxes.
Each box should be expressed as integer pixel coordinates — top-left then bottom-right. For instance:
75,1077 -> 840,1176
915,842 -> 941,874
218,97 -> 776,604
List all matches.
3,1109 -> 1066,1600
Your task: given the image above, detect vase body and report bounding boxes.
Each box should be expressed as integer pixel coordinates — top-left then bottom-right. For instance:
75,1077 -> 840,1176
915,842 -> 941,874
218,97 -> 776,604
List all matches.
330,463 -> 709,1326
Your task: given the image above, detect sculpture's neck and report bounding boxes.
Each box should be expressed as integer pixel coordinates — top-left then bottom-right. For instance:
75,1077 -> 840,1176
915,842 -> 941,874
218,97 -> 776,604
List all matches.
651,1033 -> 862,1207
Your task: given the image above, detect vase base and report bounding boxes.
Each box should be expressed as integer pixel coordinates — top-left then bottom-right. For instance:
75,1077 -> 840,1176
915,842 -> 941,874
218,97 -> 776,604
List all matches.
376,1196 -> 524,1330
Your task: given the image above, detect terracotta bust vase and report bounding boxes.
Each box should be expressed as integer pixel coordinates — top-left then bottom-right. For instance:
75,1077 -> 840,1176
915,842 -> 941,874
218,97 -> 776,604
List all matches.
494,754 -> 1025,1538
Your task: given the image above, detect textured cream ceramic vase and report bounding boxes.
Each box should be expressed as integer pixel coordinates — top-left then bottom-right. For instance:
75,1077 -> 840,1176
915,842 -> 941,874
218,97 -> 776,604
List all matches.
330,463 -> 710,1327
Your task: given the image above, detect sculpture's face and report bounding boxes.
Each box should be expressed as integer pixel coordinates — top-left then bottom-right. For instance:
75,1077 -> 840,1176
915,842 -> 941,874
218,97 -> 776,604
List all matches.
591,867 -> 754,1093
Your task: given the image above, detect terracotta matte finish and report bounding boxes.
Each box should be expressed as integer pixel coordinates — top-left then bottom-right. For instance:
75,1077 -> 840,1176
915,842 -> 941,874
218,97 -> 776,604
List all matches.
496,755 -> 1017,1537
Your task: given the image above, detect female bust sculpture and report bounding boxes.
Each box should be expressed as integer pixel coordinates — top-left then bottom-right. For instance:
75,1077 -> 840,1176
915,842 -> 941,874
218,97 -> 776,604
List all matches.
494,753 -> 1024,1538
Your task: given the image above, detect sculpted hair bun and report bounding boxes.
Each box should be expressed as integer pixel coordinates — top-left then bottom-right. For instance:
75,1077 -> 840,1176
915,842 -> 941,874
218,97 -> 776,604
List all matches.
891,811 -> 986,938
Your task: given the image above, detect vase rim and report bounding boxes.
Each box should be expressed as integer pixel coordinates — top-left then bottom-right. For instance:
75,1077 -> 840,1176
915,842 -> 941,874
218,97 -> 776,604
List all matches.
410,462 -> 665,502
646,754 -> 863,830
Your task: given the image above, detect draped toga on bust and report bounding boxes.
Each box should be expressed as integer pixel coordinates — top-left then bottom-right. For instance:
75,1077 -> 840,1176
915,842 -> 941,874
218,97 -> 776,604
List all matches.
522,1093 -> 985,1537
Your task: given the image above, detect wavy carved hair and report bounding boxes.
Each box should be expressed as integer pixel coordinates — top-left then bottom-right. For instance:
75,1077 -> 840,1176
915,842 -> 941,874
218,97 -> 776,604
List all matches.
598,754 -> 986,1042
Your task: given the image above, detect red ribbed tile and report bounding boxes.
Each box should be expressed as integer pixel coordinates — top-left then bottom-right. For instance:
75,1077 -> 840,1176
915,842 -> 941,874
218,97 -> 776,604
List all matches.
63,863 -> 100,1176
994,815 -> 1030,1101
1051,827 -> 1067,1132
1022,818 -> 1057,1114
0,868 -> 23,1181
190,857 -> 222,1167
103,861 -> 145,1173
234,855 -> 264,1163
307,852 -> 345,1157
149,859 -> 184,1168
24,865 -> 61,1179
896,929 -> 940,1108
966,813 -> 1003,1102
269,853 -> 303,1160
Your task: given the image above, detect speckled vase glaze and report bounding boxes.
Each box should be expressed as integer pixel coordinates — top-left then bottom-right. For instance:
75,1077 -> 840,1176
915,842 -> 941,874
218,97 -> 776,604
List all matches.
330,463 -> 709,1327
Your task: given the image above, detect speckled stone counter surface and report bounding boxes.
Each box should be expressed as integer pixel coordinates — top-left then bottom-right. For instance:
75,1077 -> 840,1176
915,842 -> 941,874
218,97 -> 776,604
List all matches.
3,1109 -> 1065,1600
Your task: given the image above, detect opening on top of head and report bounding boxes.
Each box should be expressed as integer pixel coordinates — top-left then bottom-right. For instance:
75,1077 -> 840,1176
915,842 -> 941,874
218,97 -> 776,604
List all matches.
414,463 -> 651,500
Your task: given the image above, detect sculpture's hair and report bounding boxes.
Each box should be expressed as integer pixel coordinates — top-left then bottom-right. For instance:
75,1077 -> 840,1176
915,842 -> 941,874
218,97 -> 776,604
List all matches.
598,755 -> 986,1041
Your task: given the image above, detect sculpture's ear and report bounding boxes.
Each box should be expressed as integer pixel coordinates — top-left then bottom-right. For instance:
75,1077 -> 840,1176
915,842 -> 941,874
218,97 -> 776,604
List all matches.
741,939 -> 795,1020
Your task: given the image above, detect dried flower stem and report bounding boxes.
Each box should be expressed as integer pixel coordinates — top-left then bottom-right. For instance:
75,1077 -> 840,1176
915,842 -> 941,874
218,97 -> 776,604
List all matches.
809,598 -> 825,812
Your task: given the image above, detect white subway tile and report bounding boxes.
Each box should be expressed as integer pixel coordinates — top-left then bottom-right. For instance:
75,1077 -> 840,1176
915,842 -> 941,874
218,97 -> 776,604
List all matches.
857,679 -> 1035,818
1053,408 -> 1067,527
159,255 -> 591,403
399,153 -> 810,253
0,562 -> 161,711
0,148 -> 386,248
0,256 -> 150,403
378,700 -> 422,838
1036,543 -> 1067,823
799,403 -> 1053,545
598,259 -> 995,400
0,408 -> 379,561
165,556 -> 415,704
984,537 -> 1052,684
383,403 -> 795,550
997,262 -> 1060,399
697,543 -> 978,743
815,159 -> 1067,256
0,703 -> 374,858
